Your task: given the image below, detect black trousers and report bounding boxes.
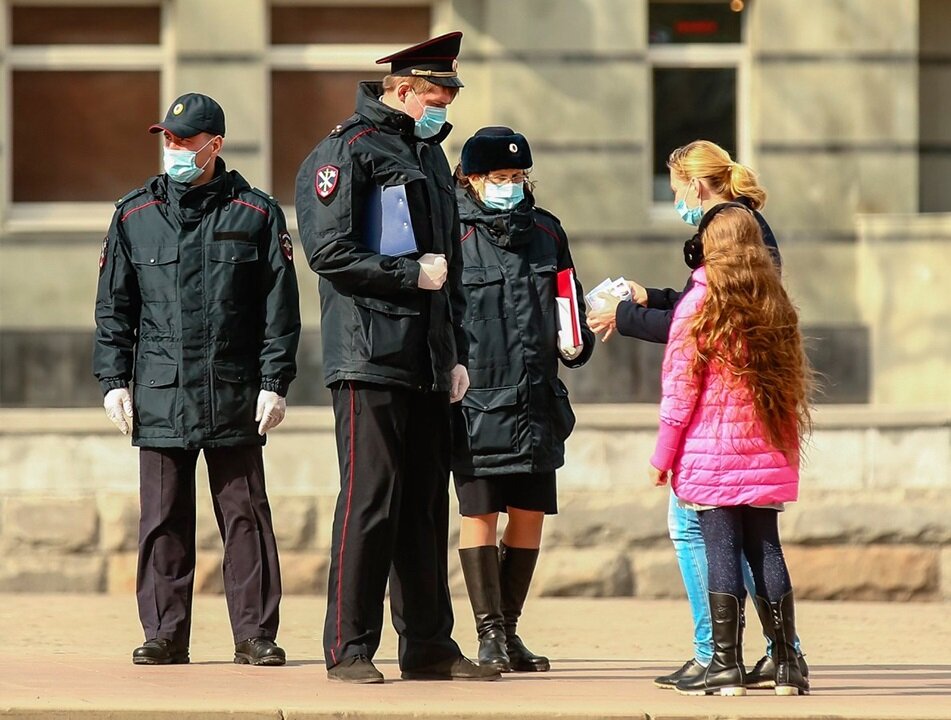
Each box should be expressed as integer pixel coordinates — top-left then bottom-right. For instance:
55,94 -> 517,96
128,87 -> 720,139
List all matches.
137,445 -> 282,646
323,381 -> 460,670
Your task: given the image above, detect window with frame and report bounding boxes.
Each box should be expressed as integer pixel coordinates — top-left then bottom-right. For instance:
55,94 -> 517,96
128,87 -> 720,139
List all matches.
268,2 -> 432,205
648,0 -> 748,206
6,4 -> 164,207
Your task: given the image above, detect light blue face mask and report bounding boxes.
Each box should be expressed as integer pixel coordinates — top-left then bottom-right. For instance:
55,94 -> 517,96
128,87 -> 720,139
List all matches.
674,183 -> 704,226
483,181 -> 525,211
163,136 -> 216,184
410,91 -> 448,139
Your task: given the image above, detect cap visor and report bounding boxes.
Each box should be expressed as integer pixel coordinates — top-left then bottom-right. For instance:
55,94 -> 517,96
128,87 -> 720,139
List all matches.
148,120 -> 203,137
427,76 -> 464,88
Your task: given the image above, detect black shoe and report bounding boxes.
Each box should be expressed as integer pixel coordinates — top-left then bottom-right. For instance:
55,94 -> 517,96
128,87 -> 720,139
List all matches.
327,654 -> 384,684
234,637 -> 286,666
654,658 -> 707,689
747,652 -> 809,689
400,655 -> 501,681
132,638 -> 189,665
459,546 -> 511,672
478,628 -> 511,672
506,634 -> 550,672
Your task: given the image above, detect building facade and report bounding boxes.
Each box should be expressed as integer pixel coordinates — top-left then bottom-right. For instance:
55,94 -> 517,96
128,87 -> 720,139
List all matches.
1,0 -> 948,408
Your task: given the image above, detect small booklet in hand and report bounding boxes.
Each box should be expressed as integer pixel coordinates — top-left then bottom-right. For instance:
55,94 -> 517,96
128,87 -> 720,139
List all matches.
584,277 -> 632,310
556,268 -> 583,353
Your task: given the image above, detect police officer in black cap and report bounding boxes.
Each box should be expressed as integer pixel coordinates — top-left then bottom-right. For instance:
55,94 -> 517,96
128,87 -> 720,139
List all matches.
94,92 -> 300,667
295,33 -> 498,683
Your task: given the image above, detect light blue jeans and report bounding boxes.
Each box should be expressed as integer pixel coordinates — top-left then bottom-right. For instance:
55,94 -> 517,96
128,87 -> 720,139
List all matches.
667,490 -> 801,665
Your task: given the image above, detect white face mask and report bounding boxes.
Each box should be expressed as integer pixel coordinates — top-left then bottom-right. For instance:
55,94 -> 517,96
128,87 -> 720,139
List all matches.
482,181 -> 525,211
163,135 -> 216,183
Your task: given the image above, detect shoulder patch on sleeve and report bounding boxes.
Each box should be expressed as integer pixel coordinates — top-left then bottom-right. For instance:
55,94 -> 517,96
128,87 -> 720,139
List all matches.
248,187 -> 279,207
98,236 -> 109,272
279,231 -> 294,262
115,186 -> 148,208
315,165 -> 341,202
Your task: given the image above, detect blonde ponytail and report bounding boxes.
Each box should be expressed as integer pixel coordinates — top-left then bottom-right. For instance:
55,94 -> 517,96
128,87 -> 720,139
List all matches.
667,140 -> 767,210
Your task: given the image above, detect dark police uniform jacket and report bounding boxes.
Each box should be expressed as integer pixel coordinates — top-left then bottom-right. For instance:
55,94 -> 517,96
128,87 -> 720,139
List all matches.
294,82 -> 467,391
616,198 -> 781,343
451,189 -> 594,477
93,160 -> 301,449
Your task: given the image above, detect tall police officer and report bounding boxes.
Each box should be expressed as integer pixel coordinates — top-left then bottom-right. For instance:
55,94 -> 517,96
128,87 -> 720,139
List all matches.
94,93 -> 301,667
295,33 -> 498,684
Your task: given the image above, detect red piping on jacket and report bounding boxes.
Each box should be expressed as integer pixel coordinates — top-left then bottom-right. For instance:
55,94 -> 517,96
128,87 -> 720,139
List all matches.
534,222 -> 562,247
347,128 -> 377,145
460,227 -> 476,242
231,199 -> 268,217
120,200 -> 163,223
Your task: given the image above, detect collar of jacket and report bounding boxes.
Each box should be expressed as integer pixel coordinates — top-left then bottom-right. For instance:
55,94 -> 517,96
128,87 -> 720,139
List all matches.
152,158 -> 247,210
456,187 -> 535,249
355,81 -> 453,144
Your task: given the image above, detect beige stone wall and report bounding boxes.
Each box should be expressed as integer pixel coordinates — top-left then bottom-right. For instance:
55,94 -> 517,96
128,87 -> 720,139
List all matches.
2,406 -> 948,601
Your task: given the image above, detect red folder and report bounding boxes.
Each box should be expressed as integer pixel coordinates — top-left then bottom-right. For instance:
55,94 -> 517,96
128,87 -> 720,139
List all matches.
556,267 -> 582,349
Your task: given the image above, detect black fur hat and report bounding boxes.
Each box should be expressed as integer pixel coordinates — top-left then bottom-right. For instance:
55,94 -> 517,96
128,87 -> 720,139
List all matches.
460,126 -> 533,175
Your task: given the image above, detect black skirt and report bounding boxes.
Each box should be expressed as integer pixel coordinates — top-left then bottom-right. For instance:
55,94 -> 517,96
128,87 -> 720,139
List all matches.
453,471 -> 558,516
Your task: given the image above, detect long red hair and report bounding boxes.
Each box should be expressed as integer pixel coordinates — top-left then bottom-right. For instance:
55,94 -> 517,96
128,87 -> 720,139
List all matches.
688,207 -> 813,460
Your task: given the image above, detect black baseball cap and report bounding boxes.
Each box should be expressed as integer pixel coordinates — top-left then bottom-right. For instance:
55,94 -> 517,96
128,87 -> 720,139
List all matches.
375,31 -> 464,88
149,92 -> 226,138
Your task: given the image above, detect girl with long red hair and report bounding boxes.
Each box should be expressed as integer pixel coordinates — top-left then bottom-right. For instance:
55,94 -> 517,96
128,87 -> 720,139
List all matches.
650,204 -> 814,697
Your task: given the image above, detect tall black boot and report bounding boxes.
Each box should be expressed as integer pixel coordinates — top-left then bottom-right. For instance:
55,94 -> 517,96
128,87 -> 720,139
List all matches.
676,592 -> 746,696
458,546 -> 510,672
498,543 -> 549,672
752,591 -> 808,695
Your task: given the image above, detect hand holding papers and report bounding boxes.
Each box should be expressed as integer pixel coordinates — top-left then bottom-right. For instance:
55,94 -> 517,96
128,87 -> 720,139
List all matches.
556,268 -> 583,356
584,277 -> 632,310
584,276 -> 632,343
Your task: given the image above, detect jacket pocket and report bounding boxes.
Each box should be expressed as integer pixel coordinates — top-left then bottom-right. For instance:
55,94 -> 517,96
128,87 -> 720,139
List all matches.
462,265 -> 505,321
207,241 -> 259,302
211,359 -> 258,433
549,377 -> 576,442
132,245 -> 179,303
529,258 -> 557,314
133,360 -> 179,431
461,385 -> 519,454
351,294 -> 423,370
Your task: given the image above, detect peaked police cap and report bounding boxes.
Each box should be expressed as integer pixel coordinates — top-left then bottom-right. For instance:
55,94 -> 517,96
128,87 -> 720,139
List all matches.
376,31 -> 464,88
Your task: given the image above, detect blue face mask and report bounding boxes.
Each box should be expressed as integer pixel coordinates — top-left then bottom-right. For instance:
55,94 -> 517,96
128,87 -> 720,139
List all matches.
163,136 -> 216,184
675,184 -> 704,226
410,91 -> 448,139
483,181 -> 525,211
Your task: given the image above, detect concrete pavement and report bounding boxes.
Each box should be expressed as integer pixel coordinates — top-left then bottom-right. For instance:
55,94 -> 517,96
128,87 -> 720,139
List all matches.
1,594 -> 950,719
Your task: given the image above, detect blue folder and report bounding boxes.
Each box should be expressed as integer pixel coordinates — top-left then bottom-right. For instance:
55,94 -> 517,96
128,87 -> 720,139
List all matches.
363,185 -> 418,257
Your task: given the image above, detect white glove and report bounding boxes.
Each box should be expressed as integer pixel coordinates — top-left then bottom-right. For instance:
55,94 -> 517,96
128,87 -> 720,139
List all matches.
417,253 -> 448,290
256,390 -> 287,436
449,364 -> 470,403
560,345 -> 582,361
104,387 -> 134,435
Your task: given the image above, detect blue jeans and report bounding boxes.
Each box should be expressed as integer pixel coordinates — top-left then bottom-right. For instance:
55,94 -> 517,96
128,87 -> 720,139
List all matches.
667,491 -> 801,665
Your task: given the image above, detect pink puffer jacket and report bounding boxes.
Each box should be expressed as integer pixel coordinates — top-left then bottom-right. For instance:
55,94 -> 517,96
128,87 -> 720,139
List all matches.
650,266 -> 799,507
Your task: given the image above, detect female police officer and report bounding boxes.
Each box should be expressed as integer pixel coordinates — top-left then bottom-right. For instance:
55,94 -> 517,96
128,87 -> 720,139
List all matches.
451,127 -> 594,672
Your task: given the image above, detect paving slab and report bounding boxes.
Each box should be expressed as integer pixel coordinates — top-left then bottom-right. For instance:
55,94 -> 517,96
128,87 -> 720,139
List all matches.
1,595 -> 949,719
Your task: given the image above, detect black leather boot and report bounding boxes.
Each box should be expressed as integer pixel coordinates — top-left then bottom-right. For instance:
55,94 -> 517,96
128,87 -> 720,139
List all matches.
676,592 -> 746,696
499,543 -> 549,672
752,591 -> 809,695
459,546 -> 510,671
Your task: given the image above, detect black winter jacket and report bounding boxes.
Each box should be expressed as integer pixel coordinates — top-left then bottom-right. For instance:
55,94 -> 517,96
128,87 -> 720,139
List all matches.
93,161 -> 301,448
616,200 -> 781,343
295,82 -> 466,391
451,189 -> 594,477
